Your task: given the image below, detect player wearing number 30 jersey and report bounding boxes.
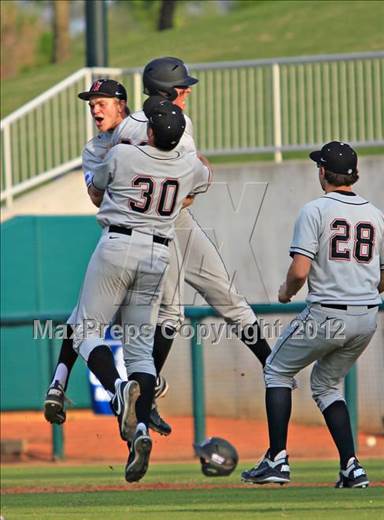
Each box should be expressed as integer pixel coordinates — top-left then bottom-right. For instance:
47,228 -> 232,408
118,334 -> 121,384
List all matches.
242,141 -> 383,489
72,100 -> 210,482
94,132 -> 209,239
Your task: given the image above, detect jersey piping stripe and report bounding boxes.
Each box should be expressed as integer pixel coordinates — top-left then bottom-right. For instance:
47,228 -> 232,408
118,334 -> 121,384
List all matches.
175,239 -> 184,327
133,146 -> 181,161
267,307 -> 311,366
322,196 -> 369,206
290,247 -> 315,258
129,114 -> 147,123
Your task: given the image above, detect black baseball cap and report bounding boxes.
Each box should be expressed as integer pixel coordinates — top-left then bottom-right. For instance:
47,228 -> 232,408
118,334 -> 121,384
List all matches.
309,141 -> 358,174
144,97 -> 186,150
78,79 -> 127,101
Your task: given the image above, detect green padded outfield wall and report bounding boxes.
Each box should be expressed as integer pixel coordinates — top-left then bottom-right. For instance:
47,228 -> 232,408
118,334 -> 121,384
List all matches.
1,216 -> 102,411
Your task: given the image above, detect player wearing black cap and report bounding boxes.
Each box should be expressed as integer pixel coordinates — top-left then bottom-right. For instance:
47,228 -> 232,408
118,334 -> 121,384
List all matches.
78,79 -> 128,132
44,78 -> 130,425
242,141 -> 384,488
69,98 -> 211,483
45,56 -> 273,443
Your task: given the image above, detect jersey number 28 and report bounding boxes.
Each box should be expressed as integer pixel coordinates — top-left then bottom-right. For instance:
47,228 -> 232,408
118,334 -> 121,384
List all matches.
129,176 -> 179,216
330,219 -> 375,263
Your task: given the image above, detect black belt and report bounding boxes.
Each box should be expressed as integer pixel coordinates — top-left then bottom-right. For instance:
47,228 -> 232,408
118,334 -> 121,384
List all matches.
320,304 -> 378,310
108,225 -> 170,246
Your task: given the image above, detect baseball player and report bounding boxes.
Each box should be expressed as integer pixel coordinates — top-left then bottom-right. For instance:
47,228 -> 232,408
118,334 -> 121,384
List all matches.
112,57 -> 271,382
242,141 -> 384,488
43,78 -> 128,413
72,99 -> 211,482
44,57 -> 272,433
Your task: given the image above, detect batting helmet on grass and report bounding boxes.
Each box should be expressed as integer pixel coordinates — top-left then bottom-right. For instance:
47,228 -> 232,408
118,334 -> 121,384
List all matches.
194,437 -> 239,477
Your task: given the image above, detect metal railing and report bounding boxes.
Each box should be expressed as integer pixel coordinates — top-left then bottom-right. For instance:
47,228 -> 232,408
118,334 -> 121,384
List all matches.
3,302 -> 382,459
1,51 -> 384,208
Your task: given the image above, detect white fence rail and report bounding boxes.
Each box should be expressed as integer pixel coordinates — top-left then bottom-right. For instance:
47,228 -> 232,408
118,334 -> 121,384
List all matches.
1,52 -> 384,208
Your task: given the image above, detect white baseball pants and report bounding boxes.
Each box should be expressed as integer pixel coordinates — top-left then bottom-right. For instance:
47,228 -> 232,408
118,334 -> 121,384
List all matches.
264,303 -> 378,412
71,229 -> 169,377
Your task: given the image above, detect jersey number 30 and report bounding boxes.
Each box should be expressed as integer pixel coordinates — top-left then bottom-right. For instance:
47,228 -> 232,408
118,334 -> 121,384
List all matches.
130,176 -> 179,216
330,219 -> 375,263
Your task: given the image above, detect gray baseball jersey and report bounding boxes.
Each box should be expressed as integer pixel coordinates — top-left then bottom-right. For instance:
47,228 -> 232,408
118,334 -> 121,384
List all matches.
72,143 -> 210,378
69,109 -> 257,331
110,109 -> 256,330
265,189 -> 383,412
112,110 -> 196,156
93,143 -> 210,238
290,191 -> 384,305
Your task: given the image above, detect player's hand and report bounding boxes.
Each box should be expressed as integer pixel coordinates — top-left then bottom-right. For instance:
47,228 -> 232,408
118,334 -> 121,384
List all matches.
182,195 -> 195,209
88,184 -> 104,208
278,282 -> 291,303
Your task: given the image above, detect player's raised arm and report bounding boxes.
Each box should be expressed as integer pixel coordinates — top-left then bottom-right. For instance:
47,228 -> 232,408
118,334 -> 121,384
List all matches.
187,153 -> 212,196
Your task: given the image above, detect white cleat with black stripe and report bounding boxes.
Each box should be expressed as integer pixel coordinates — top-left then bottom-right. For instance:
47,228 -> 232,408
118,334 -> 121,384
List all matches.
241,450 -> 291,485
154,374 -> 169,399
335,457 -> 369,488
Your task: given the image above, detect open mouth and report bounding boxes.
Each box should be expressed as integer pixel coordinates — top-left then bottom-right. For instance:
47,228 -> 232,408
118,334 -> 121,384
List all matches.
94,116 -> 104,125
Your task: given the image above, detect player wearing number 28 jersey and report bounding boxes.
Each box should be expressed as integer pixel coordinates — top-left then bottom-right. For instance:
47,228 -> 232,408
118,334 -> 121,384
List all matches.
290,183 -> 383,306
242,141 -> 383,489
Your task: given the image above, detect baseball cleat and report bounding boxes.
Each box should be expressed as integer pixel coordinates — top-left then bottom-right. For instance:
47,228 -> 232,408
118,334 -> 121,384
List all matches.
241,450 -> 290,485
125,423 -> 152,483
148,403 -> 172,436
111,380 -> 140,442
154,374 -> 169,400
44,380 -> 66,424
335,457 -> 369,488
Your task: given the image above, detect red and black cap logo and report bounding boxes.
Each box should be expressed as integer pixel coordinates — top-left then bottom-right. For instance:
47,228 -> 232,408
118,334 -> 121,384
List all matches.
78,79 -> 127,101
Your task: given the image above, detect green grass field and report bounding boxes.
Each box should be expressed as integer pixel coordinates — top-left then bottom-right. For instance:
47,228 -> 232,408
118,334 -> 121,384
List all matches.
2,0 -> 384,117
1,460 -> 383,520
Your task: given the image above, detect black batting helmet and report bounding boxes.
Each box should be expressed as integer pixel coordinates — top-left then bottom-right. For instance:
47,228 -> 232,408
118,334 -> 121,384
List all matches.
194,437 -> 239,477
143,57 -> 198,101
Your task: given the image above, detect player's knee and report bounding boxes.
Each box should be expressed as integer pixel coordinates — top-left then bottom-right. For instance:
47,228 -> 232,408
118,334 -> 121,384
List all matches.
310,371 -> 324,407
311,388 -> 344,413
74,337 -> 104,362
125,359 -> 156,378
310,373 -> 342,412
264,363 -> 295,389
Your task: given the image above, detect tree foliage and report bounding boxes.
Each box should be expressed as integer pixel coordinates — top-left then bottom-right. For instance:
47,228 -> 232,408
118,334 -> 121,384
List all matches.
114,0 -> 178,31
52,0 -> 70,64
158,0 -> 177,31
1,1 -> 47,79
